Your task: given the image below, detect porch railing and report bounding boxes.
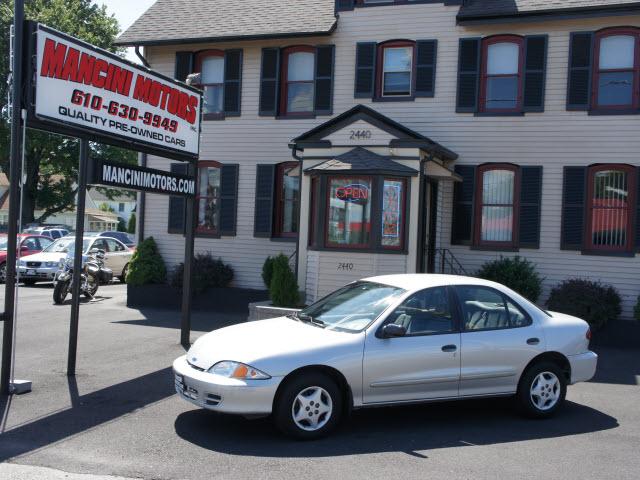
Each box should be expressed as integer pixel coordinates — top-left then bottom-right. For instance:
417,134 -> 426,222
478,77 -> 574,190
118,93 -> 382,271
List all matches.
430,248 -> 469,276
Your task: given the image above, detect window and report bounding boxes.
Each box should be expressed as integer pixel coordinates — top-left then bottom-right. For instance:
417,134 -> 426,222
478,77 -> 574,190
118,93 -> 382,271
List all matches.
586,164 -> 636,252
196,162 -> 221,234
480,36 -> 523,112
194,50 -> 224,115
274,162 -> 300,237
118,203 -> 125,212
382,179 -> 405,249
281,47 -> 315,115
593,29 -> 640,110
327,177 -> 372,248
385,287 -> 454,335
21,237 -> 39,250
105,238 -> 125,252
377,41 -> 415,98
475,164 -> 519,247
455,285 -> 531,331
38,237 -> 53,250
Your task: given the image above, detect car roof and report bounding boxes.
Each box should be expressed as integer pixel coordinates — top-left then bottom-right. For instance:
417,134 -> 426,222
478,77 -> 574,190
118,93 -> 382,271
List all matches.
363,274 -> 501,292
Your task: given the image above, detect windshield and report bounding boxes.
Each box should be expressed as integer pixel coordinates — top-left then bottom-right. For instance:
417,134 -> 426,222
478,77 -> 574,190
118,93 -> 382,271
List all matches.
297,281 -> 406,332
43,238 -> 91,254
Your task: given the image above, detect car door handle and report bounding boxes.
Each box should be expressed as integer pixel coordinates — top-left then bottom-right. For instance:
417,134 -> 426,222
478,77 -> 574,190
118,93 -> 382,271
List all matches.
527,337 -> 540,345
441,344 -> 457,353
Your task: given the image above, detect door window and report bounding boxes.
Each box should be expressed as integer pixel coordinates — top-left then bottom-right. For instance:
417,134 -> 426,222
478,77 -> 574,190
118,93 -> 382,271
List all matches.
105,239 -> 125,252
37,237 -> 53,250
22,237 -> 39,250
92,239 -> 109,252
455,285 -> 531,331
385,287 -> 455,335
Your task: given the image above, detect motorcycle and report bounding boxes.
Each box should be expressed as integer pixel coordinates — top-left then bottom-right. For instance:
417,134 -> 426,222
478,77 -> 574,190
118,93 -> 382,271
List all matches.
53,248 -> 112,304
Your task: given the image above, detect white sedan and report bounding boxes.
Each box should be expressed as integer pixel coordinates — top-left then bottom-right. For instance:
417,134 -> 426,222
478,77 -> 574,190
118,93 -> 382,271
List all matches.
173,274 -> 597,439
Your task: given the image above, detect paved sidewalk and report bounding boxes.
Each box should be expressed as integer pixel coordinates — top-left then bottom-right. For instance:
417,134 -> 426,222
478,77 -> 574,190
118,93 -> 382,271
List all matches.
0,463 -> 142,480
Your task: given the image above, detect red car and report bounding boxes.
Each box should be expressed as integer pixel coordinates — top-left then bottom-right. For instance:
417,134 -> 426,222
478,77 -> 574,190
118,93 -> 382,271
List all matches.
0,234 -> 54,283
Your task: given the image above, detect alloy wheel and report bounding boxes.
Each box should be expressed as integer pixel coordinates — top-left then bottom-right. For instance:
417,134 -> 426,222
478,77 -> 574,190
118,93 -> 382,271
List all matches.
291,386 -> 333,432
530,371 -> 561,411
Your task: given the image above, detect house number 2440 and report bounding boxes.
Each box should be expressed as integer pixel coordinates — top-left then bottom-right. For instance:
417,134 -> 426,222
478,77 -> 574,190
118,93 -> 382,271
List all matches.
349,130 -> 372,140
337,263 -> 354,271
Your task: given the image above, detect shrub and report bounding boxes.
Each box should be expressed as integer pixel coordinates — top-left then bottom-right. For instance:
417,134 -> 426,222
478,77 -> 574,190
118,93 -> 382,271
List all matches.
476,256 -> 543,302
170,253 -> 234,295
269,254 -> 300,307
634,295 -> 640,322
546,278 -> 622,330
262,256 -> 275,289
126,237 -> 166,286
127,213 -> 136,234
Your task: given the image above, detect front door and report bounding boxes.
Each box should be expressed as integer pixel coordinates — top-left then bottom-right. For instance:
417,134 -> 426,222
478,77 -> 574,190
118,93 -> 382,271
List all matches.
362,286 -> 461,404
419,179 -> 439,273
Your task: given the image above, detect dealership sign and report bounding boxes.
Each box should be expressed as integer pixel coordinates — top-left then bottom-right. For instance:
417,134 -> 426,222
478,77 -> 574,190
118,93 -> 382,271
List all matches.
25,23 -> 201,163
91,160 -> 195,197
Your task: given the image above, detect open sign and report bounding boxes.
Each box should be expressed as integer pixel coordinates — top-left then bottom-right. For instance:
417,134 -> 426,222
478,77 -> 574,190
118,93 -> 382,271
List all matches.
336,184 -> 369,203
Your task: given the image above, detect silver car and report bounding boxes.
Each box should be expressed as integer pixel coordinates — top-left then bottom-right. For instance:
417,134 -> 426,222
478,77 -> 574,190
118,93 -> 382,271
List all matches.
173,274 -> 597,439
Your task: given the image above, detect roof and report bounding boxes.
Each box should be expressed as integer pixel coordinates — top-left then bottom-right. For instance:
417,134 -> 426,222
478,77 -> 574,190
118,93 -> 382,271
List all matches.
291,104 -> 458,161
458,0 -> 640,22
116,0 -> 337,47
88,189 -> 136,204
305,147 -> 418,176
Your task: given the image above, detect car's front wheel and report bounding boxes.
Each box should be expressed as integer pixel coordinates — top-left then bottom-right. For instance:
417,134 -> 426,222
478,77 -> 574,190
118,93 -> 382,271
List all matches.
274,373 -> 342,440
516,361 -> 567,418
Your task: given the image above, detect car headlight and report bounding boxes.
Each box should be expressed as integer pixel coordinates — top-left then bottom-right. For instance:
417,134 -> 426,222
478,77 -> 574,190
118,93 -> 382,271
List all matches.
207,361 -> 271,380
18,260 -> 26,267
45,261 -> 57,267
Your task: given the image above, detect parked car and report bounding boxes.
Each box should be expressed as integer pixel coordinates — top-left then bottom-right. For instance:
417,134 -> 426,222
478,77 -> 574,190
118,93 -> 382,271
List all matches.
23,226 -> 69,240
173,274 -> 598,439
76,231 -> 136,249
18,235 -> 132,285
0,234 -> 54,282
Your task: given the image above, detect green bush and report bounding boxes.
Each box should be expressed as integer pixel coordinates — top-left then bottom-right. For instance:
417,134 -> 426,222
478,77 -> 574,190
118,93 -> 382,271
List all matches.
170,253 -> 234,295
476,256 -> 543,302
269,254 -> 300,307
127,213 -> 136,234
546,278 -> 622,330
634,295 -> 640,322
126,237 -> 166,286
262,256 -> 275,289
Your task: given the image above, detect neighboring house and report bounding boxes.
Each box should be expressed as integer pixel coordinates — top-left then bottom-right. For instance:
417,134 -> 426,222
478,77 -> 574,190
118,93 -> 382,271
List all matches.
117,0 -> 640,318
0,173 -> 9,225
87,188 -> 137,225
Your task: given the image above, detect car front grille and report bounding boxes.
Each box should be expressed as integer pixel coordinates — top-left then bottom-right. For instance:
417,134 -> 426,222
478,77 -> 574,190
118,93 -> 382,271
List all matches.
26,262 -> 41,268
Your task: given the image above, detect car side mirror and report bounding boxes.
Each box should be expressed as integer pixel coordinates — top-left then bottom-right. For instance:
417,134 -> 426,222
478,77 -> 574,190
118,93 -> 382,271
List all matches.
381,323 -> 407,338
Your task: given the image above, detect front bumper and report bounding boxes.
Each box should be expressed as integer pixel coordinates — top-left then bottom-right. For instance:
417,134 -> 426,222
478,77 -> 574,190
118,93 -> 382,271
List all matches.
568,351 -> 598,384
17,265 -> 57,281
172,355 -> 282,415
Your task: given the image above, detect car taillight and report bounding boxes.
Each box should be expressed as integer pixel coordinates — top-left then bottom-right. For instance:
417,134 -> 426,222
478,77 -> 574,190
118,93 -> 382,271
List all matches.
586,328 -> 592,341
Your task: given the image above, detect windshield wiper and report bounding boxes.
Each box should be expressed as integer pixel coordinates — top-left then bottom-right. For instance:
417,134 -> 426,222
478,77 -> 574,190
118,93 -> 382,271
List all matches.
297,313 -> 326,328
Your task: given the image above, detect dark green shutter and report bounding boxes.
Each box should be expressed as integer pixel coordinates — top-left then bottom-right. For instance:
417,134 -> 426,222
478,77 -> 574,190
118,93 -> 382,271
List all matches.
224,50 -> 242,116
523,36 -> 548,112
354,42 -> 377,98
416,40 -> 437,98
220,164 -> 239,236
168,163 -> 188,234
314,45 -> 335,115
254,164 -> 275,237
174,52 -> 194,82
567,32 -> 594,110
456,38 -> 481,113
519,166 -> 543,248
636,167 -> 640,252
451,165 -> 476,245
259,48 -> 280,116
561,166 -> 587,250
336,0 -> 354,12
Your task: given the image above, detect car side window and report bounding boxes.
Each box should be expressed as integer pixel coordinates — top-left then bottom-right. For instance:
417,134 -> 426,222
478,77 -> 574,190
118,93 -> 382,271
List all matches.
106,239 -> 125,252
93,239 -> 109,252
50,230 -> 60,239
455,286 -> 531,331
385,287 -> 455,336
37,237 -> 53,250
22,237 -> 39,250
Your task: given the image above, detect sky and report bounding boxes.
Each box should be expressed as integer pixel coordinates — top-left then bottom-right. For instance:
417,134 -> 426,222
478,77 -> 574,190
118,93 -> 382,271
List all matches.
92,0 -> 157,63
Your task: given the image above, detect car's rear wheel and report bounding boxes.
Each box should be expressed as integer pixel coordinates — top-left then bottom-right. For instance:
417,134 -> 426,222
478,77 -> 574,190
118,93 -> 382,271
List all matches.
274,373 -> 342,440
119,263 -> 129,283
516,361 -> 566,418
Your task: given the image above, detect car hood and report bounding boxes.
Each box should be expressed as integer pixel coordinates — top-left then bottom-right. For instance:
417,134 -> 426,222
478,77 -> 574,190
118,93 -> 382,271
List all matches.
187,316 -> 362,374
20,251 -> 67,263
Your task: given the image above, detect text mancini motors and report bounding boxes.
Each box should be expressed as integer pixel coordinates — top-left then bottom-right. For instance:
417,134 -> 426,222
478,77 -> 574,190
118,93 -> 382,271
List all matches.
39,37 -> 200,125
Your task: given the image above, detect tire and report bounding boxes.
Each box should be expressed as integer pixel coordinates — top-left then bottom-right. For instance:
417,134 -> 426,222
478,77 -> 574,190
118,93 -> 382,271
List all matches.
85,274 -> 99,298
516,361 -> 567,419
273,372 -> 342,440
119,264 -> 129,283
0,262 -> 5,283
53,280 -> 70,304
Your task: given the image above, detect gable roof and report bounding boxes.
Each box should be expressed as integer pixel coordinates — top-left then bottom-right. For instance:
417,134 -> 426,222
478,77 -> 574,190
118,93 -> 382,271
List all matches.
458,0 -> 640,23
115,0 -> 337,47
305,147 -> 419,176
290,104 -> 458,161
88,188 -> 136,204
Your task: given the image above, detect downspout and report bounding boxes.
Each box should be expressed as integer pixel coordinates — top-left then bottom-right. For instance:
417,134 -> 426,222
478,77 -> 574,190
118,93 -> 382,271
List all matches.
416,153 -> 431,273
289,142 -> 303,283
135,45 -> 148,242
135,46 -> 150,68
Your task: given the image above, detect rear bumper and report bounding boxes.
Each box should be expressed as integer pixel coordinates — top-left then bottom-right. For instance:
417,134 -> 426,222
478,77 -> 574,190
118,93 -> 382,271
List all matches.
172,355 -> 282,415
568,351 -> 598,384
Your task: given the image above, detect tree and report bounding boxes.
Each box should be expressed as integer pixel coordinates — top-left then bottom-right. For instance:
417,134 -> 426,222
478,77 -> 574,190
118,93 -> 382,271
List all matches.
127,212 -> 136,234
0,0 -> 137,225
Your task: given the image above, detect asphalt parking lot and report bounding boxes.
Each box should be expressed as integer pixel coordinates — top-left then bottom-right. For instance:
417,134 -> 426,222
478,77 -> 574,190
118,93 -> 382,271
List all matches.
0,282 -> 638,480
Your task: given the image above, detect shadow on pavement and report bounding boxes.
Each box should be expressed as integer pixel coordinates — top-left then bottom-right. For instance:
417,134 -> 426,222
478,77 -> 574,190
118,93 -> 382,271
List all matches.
113,307 -> 246,333
0,367 -> 174,462
174,398 -> 618,457
589,347 -> 640,386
